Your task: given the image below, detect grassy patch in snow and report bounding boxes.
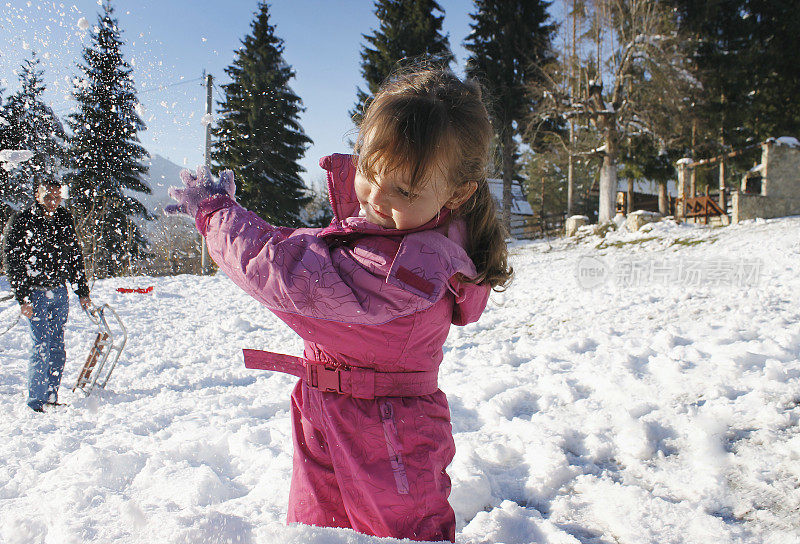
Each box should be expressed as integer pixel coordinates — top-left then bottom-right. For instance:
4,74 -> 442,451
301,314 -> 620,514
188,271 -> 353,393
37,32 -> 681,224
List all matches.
595,236 -> 659,249
669,236 -> 717,247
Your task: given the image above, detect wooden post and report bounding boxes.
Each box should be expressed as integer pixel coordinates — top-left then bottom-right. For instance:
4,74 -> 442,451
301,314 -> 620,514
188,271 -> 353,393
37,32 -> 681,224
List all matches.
200,73 -> 213,275
676,159 -> 691,219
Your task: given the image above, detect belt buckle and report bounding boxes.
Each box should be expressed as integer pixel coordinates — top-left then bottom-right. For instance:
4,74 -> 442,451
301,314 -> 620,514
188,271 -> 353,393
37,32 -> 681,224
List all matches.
306,363 -> 343,394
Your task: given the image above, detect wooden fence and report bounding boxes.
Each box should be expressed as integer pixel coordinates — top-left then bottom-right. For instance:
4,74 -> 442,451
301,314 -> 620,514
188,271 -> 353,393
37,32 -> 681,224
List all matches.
510,213 -> 566,239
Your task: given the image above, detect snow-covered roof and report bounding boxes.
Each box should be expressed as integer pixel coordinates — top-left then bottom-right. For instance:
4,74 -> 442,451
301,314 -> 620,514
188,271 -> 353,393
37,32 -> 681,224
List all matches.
775,136 -> 800,148
487,178 -> 534,216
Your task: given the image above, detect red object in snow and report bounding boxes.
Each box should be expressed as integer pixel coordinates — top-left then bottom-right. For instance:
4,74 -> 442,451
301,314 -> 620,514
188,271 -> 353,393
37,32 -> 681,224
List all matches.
116,286 -> 153,294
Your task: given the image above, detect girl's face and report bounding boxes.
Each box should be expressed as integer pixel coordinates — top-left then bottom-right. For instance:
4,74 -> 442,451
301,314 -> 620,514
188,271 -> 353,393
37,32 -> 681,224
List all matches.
354,165 -> 454,230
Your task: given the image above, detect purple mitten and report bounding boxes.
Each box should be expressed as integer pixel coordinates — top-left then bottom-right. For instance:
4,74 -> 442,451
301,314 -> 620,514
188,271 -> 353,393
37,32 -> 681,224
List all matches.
165,166 -> 236,217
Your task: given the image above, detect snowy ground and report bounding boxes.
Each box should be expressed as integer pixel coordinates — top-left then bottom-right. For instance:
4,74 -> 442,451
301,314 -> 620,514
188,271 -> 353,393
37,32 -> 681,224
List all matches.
1,216 -> 799,544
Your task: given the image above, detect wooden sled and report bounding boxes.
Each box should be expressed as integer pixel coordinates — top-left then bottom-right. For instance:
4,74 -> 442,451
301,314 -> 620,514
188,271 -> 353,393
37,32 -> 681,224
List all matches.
73,304 -> 127,396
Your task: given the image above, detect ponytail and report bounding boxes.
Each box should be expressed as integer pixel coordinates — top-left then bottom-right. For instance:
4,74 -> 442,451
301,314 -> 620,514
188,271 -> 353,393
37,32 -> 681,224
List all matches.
458,178 -> 513,290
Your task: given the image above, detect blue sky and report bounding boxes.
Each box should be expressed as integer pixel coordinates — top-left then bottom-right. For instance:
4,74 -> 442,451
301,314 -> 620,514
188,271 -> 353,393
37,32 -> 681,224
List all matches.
0,1 -> 531,188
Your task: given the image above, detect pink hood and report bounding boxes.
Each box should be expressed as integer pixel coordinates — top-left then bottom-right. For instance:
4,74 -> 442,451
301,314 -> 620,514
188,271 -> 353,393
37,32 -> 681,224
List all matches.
195,154 -> 490,372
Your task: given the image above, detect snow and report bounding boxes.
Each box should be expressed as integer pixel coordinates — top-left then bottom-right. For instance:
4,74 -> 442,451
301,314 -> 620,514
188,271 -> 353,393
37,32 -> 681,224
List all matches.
2,216 -> 800,543
775,136 -> 800,148
77,17 -> 90,31
201,113 -> 214,126
590,143 -> 608,155
0,149 -> 35,171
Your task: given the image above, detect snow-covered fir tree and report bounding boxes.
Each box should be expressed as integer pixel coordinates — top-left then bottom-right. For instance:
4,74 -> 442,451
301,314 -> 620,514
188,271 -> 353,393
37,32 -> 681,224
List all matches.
0,87 -> 11,229
0,53 -> 66,207
0,87 -> 6,147
64,0 -> 150,278
352,0 -> 453,123
0,87 -> 10,213
212,2 -> 311,226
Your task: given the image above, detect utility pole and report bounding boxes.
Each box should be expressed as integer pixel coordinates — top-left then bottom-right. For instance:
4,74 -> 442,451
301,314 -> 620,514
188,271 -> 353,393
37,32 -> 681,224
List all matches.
200,72 -> 213,275
205,73 -> 213,167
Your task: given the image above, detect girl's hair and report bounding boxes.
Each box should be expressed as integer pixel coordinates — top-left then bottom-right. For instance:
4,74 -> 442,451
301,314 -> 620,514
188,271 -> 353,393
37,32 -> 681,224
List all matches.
354,68 -> 513,290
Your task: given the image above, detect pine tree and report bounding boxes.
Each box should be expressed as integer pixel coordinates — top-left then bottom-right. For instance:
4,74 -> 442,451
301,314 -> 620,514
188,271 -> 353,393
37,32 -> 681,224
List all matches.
0,87 -> 12,231
64,1 -> 150,278
212,2 -> 312,226
669,0 -> 753,153
0,87 -> 6,149
748,0 -> 800,140
352,0 -> 453,123
0,85 -> 14,209
0,53 -> 66,206
671,0 -> 800,150
465,0 -> 557,230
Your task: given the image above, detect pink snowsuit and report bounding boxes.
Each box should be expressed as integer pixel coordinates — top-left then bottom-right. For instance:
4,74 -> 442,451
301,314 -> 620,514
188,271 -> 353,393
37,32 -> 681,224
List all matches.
195,154 -> 490,541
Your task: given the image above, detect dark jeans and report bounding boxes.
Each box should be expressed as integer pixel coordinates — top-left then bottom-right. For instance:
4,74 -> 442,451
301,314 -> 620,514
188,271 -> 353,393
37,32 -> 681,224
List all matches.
27,286 -> 68,410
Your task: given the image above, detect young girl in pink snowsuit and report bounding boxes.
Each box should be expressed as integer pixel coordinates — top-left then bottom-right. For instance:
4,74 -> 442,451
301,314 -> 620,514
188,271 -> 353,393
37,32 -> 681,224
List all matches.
167,69 -> 512,542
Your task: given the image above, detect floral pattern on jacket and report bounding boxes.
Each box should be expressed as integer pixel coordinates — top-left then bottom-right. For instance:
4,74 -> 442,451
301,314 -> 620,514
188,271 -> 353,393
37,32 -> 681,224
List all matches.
195,153 -> 490,373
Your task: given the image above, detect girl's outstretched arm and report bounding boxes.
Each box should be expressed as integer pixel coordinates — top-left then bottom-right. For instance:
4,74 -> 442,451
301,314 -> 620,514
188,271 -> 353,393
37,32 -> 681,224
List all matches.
167,167 -> 423,328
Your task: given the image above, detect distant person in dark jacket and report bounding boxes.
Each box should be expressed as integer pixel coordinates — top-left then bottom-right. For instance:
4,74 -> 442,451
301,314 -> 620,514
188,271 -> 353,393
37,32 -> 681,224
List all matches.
2,178 -> 92,412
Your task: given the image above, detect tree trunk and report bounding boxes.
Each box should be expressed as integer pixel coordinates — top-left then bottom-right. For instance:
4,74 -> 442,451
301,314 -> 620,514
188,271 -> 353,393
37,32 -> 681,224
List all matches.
627,178 -> 634,215
540,173 -> 545,234
567,123 -> 575,217
658,181 -> 669,215
91,230 -> 97,280
598,126 -> 618,223
501,125 -> 514,233
718,157 -> 727,212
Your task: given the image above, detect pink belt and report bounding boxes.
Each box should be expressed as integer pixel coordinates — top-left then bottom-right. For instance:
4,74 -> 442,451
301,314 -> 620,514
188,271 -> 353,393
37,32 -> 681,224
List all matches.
243,349 -> 439,400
